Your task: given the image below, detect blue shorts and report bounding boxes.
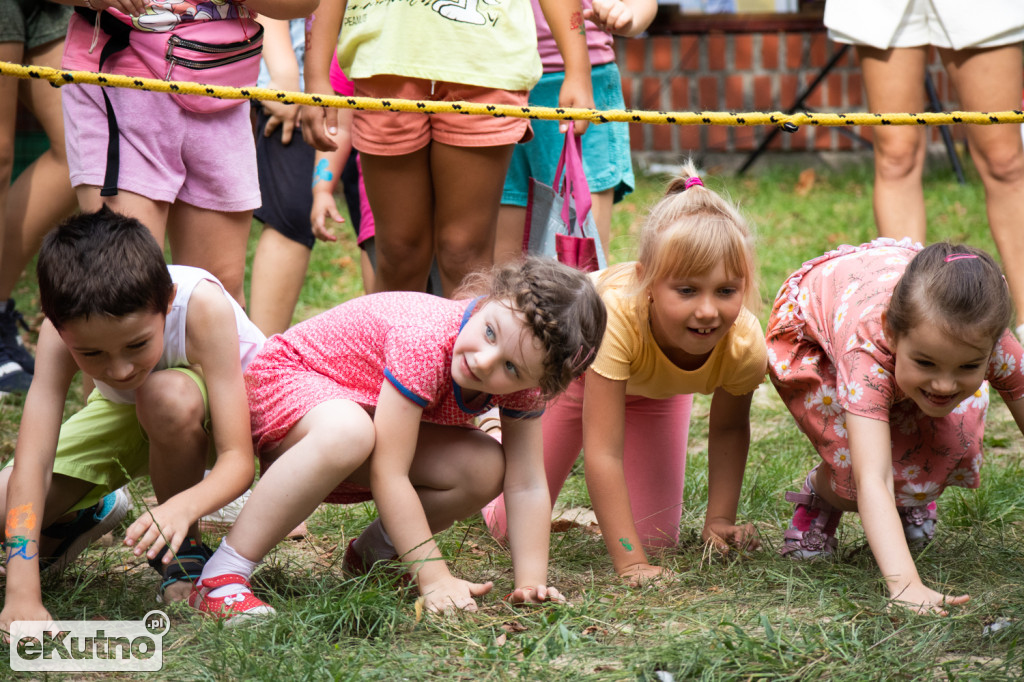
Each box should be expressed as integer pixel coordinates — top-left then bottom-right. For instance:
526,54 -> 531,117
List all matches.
501,61 -> 634,207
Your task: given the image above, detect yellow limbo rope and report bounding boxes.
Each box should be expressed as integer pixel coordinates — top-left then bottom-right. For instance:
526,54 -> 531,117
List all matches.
4,60 -> 1024,128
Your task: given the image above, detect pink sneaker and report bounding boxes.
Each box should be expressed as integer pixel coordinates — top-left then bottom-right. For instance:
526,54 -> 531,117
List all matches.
780,467 -> 843,559
188,573 -> 275,624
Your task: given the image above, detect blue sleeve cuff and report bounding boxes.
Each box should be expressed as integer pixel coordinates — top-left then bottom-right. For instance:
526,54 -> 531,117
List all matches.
384,368 -> 428,407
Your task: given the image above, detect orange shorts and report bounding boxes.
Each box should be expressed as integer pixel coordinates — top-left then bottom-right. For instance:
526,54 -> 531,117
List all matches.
351,75 -> 532,156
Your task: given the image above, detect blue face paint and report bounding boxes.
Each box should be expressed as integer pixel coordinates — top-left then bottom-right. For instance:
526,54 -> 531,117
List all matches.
312,158 -> 334,188
5,536 -> 38,562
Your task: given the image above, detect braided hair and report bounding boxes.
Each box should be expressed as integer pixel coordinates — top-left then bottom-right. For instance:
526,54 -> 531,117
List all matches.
458,257 -> 607,399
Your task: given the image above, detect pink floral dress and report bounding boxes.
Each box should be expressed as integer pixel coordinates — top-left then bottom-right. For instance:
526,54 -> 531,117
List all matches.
766,239 -> 1024,505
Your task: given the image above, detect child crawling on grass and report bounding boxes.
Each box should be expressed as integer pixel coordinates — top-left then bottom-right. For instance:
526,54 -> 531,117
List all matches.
190,257 -> 606,621
769,239 -> 1024,614
1,208 -> 264,635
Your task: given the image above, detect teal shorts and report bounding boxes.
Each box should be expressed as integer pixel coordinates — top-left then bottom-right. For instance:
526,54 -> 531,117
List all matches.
4,368 -> 214,513
0,0 -> 73,51
501,61 -> 635,207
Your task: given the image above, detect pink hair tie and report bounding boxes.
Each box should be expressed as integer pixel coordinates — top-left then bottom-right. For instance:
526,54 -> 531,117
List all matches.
944,253 -> 979,263
684,176 -> 704,190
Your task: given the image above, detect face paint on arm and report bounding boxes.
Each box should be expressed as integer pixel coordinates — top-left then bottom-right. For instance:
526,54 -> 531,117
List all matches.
6,503 -> 37,537
570,10 -> 585,34
5,536 -> 39,562
618,537 -> 633,552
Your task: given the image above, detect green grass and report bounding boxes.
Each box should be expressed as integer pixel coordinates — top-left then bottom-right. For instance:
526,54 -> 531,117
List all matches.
3,158 -> 1023,680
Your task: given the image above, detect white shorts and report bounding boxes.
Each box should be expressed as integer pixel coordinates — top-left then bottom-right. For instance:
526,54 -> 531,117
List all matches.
826,0 -> 1024,50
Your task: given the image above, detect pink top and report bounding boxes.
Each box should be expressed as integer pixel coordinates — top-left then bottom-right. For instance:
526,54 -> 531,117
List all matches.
532,0 -> 615,72
329,51 -> 355,97
246,292 -> 543,446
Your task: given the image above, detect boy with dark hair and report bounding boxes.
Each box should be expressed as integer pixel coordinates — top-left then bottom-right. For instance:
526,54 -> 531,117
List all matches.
0,207 -> 264,632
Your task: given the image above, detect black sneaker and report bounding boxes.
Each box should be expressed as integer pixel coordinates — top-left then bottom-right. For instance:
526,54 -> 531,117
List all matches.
0,298 -> 35,374
0,358 -> 31,394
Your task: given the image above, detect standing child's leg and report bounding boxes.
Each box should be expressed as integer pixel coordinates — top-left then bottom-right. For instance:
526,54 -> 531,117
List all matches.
431,142 -> 513,296
621,394 -> 693,548
167,204 -> 253,307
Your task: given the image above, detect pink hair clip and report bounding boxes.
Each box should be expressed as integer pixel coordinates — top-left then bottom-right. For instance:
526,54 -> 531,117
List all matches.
944,253 -> 979,263
570,345 -> 596,372
684,176 -> 704,190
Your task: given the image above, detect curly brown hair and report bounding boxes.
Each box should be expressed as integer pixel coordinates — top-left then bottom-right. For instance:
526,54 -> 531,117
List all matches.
458,257 -> 607,398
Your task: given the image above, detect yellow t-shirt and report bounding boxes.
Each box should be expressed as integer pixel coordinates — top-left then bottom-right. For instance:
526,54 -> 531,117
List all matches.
338,0 -> 542,91
590,265 -> 768,398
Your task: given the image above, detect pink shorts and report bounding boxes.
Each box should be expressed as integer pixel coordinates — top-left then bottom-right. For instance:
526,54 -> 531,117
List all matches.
351,75 -> 532,156
63,83 -> 260,212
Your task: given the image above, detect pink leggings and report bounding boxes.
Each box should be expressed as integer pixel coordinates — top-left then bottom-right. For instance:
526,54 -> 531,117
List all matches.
483,378 -> 693,548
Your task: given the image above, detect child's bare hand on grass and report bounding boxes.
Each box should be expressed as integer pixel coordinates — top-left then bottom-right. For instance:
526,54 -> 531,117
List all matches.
505,584 -> 567,605
0,598 -> 52,644
889,582 -> 970,617
420,575 -> 493,613
618,562 -> 666,587
702,521 -> 760,555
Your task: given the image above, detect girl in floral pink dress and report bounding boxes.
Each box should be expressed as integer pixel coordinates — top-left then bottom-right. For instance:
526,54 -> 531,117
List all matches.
768,239 -> 1024,615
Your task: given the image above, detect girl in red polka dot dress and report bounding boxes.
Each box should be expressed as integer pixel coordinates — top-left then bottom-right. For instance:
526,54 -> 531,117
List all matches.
190,258 -> 606,621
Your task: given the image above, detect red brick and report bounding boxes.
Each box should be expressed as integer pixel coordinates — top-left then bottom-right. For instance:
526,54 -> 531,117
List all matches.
679,125 -> 701,153
827,73 -> 842,108
652,36 -> 673,72
732,127 -> 759,151
629,122 -> 644,151
733,35 -> 753,71
761,33 -> 779,70
788,125 -> 809,151
620,78 -> 634,108
859,126 -> 874,144
708,125 -> 729,151
768,128 -> 784,150
725,75 -> 745,111
753,75 -> 773,111
814,128 -> 833,150
780,74 -> 798,110
699,76 -> 719,110
625,39 -> 645,73
838,131 -> 853,150
708,34 -> 727,71
809,32 -> 827,68
670,75 -> 690,111
679,36 -> 700,71
652,121 -> 672,151
848,72 -> 863,108
786,33 -> 804,70
642,77 -> 661,112
804,73 -> 823,109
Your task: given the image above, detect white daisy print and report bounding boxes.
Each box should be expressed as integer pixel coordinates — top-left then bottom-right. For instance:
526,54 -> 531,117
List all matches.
878,271 -> 901,282
767,347 -> 777,365
832,412 -> 848,438
868,363 -> 889,379
845,381 -> 864,404
885,256 -> 909,266
902,464 -> 922,481
833,448 -> 852,468
861,339 -> 877,353
841,282 -> 860,301
774,358 -> 792,377
845,335 -> 859,351
946,468 -> 977,487
833,302 -> 849,332
991,349 -> 1015,379
813,386 -> 842,416
822,261 -> 837,275
779,300 -> 797,320
896,481 -> 941,507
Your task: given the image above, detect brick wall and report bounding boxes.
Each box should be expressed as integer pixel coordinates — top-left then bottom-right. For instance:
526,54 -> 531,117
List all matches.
617,24 -> 958,155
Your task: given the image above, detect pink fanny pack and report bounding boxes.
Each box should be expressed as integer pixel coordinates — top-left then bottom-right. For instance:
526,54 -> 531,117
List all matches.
130,19 -> 264,114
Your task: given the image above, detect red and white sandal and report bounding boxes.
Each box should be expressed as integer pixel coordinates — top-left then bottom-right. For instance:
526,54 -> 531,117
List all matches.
780,467 -> 844,559
188,573 -> 275,624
